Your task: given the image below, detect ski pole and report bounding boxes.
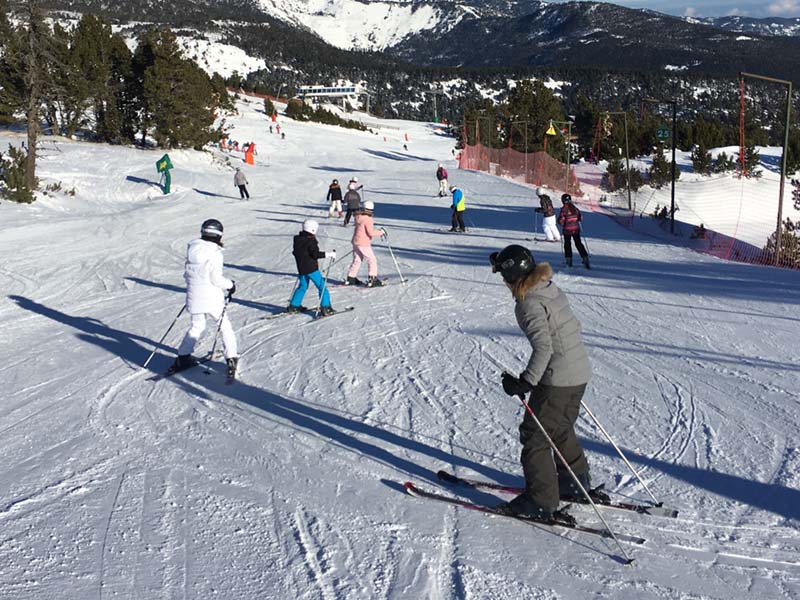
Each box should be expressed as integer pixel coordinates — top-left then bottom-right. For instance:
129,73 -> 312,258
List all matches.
205,296 -> 231,373
382,229 -> 405,284
143,305 -> 185,369
331,248 -> 354,268
511,390 -> 634,564
314,256 -> 335,318
580,401 -> 661,506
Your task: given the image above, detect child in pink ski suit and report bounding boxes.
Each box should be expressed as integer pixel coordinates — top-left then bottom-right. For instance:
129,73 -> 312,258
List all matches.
346,201 -> 386,287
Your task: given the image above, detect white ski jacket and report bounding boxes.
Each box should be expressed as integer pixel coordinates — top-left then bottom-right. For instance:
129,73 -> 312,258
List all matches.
183,239 -> 233,315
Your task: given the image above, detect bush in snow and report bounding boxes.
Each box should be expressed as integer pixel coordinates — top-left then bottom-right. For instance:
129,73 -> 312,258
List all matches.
712,151 -> 735,174
0,145 -> 37,204
648,146 -> 680,189
691,142 -> 712,175
602,158 -> 643,192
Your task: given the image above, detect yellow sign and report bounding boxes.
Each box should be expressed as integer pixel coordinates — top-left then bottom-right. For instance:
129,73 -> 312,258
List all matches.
545,123 -> 557,136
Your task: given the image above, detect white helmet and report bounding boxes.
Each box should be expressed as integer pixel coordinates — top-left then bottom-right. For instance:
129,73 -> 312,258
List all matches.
350,177 -> 358,183
438,163 -> 443,168
537,187 -> 549,197
363,200 -> 374,210
302,219 -> 319,235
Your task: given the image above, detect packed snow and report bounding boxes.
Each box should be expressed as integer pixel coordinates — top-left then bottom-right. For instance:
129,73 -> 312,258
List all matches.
1,95 -> 799,599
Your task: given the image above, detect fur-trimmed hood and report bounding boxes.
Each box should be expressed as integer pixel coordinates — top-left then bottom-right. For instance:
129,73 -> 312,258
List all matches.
512,262 -> 553,302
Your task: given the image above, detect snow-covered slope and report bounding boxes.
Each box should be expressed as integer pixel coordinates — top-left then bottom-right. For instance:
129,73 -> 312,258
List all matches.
254,0 -> 460,50
1,98 -> 799,598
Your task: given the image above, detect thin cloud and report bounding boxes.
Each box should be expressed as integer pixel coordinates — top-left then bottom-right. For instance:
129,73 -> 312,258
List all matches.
768,0 -> 800,15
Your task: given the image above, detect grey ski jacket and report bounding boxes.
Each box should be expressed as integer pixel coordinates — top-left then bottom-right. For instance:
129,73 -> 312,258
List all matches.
513,263 -> 591,388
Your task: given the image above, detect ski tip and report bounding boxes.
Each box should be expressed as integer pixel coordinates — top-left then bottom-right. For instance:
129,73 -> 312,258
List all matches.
403,481 -> 418,494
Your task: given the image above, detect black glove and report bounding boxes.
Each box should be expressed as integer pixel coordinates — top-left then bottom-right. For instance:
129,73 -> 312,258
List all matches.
227,281 -> 236,299
502,372 -> 533,398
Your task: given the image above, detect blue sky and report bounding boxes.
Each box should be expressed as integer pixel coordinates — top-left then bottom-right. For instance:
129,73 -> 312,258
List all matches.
546,1 -> 800,18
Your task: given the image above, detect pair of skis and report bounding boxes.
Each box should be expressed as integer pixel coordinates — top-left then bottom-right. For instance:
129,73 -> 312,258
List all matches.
405,471 -> 679,548
258,306 -> 355,321
147,352 -> 236,384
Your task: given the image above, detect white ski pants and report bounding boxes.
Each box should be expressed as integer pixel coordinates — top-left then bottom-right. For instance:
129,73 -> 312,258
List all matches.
543,215 -> 561,241
178,310 -> 238,359
438,179 -> 449,196
328,200 -> 343,217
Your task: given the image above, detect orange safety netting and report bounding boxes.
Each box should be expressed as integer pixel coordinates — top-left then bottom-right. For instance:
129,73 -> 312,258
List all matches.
458,142 -> 583,197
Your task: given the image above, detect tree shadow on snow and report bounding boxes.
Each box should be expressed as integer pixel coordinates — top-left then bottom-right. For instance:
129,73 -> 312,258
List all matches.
8,295 -> 159,367
123,277 -> 287,314
309,165 -> 374,174
162,369 -> 513,493
193,188 -> 240,200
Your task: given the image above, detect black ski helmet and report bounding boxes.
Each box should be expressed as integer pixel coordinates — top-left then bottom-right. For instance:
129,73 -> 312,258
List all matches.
561,193 -> 572,204
490,244 -> 536,284
201,219 -> 223,238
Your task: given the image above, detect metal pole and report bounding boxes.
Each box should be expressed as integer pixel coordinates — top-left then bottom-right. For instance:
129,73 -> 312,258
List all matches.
776,82 -> 793,265
382,229 -> 406,283
205,297 -> 231,373
143,305 -> 186,369
524,122 -> 528,183
314,256 -> 335,318
565,122 -> 571,192
740,72 -> 794,266
580,401 -> 662,506
624,114 -> 632,212
670,101 -> 677,235
513,393 -> 634,564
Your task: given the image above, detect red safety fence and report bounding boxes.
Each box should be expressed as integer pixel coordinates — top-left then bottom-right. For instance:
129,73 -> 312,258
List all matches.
571,162 -> 800,271
458,141 -> 583,197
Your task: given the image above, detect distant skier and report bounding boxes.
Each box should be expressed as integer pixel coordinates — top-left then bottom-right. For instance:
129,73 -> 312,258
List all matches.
288,219 -> 336,316
436,163 -> 449,197
234,167 -> 250,200
171,219 -> 238,379
449,185 -> 466,232
558,194 -> 590,268
535,187 -> 560,242
326,179 -> 343,218
489,244 -> 594,521
345,201 -> 386,287
343,181 -> 362,226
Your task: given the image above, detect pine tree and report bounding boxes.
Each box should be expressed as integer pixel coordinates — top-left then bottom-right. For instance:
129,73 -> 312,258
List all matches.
741,144 -> 762,179
713,150 -> 735,174
0,1 -> 59,199
129,28 -> 220,149
648,145 -> 680,189
691,141 -> 712,175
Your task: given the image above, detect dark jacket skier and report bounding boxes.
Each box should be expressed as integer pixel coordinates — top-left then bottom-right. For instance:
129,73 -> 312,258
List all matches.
558,194 -> 590,268
343,184 -> 362,226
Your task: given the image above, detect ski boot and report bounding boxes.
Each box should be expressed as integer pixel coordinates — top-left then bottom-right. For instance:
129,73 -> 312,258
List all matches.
582,256 -> 591,270
319,305 -> 336,317
565,257 -> 573,268
367,276 -> 385,288
286,304 -> 306,314
345,276 -> 363,286
226,357 -> 239,380
495,493 -> 554,522
168,354 -> 198,374
559,473 -> 609,504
